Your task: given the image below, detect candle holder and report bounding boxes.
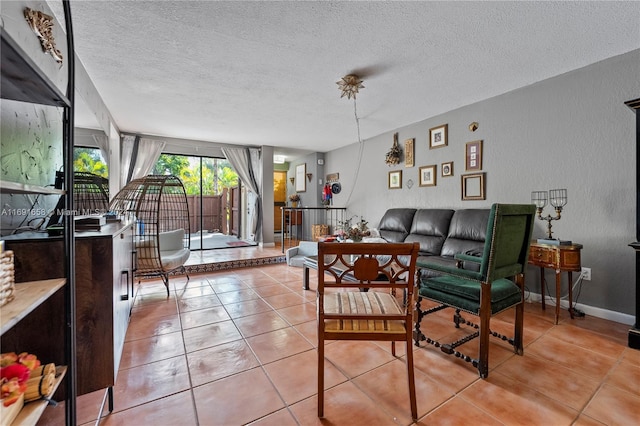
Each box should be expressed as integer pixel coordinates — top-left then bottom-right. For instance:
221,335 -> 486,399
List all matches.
531,189 -> 567,239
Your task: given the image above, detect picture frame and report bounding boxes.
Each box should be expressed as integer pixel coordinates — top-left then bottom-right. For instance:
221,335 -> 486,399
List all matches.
419,165 -> 437,187
429,124 -> 448,149
441,161 -> 453,177
388,170 -> 402,189
465,140 -> 483,171
404,138 -> 414,167
295,163 -> 306,192
461,172 -> 486,200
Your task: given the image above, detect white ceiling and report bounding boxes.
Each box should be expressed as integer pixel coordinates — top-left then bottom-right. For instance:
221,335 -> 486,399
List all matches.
55,1 -> 640,157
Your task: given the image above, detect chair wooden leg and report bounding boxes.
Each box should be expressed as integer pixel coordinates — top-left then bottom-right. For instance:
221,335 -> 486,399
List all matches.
391,341 -> 396,357
478,285 -> 491,378
318,332 -> 324,418
514,274 -> 525,355
414,296 -> 424,346
405,339 -> 418,421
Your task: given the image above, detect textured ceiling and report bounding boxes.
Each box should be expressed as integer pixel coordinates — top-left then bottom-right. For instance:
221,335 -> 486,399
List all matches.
55,1 -> 640,156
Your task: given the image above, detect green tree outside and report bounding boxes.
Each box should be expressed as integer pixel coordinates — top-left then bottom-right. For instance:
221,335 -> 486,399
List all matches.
152,154 -> 238,195
73,147 -> 108,177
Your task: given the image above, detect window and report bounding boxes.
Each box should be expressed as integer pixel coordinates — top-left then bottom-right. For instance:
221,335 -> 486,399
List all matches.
73,146 -> 108,177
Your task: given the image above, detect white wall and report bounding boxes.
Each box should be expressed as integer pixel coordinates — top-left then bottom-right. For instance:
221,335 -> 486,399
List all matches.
325,49 -> 640,317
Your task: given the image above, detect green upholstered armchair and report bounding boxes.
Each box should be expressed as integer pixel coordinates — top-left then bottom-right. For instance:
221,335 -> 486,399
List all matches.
414,203 -> 536,378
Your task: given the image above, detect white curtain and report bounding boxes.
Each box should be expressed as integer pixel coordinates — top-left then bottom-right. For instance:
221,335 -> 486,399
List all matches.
121,135 -> 135,187
121,135 -> 166,185
222,147 -> 263,242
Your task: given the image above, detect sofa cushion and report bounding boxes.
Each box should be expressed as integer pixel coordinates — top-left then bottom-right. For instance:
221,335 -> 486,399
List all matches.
404,209 -> 454,255
440,209 -> 490,257
419,275 -> 522,315
378,208 -> 417,243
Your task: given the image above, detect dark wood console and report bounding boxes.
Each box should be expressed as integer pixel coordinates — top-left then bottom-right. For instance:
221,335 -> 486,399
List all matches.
3,221 -> 134,395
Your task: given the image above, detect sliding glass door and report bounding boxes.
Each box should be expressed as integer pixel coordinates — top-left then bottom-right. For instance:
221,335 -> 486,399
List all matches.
152,154 -> 241,250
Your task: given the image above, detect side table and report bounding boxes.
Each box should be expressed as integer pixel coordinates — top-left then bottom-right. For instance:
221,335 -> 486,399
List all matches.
528,242 -> 583,324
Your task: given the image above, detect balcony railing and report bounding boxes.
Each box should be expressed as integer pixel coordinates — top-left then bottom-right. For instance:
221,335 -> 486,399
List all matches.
280,206 -> 347,252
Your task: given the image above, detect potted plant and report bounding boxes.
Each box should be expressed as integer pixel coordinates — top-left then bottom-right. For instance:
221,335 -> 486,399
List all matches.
289,193 -> 301,207
337,215 -> 370,242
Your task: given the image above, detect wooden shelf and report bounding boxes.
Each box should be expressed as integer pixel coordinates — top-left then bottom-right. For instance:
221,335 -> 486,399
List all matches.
0,180 -> 64,195
0,27 -> 70,107
11,366 -> 67,426
0,279 -> 66,335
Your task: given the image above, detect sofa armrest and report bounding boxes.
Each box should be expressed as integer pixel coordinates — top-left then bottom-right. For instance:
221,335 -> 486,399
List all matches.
286,247 -> 299,263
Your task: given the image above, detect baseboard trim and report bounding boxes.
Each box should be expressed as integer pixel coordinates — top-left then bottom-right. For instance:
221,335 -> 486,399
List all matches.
527,292 -> 635,325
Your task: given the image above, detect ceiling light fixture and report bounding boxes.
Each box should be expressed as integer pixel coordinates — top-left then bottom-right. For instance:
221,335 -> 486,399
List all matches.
337,73 -> 366,205
336,74 -> 364,99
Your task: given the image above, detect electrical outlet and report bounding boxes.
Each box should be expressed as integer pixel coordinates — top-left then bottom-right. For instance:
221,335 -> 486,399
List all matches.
581,267 -> 591,281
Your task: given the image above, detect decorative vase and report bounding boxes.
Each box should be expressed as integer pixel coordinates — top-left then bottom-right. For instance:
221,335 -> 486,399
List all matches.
291,201 -> 298,208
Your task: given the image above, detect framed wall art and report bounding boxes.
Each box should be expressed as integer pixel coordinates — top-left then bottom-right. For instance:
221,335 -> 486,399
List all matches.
404,138 -> 414,167
419,165 -> 437,187
295,163 -> 306,192
441,161 -> 453,177
461,172 -> 486,200
465,140 -> 483,171
429,124 -> 448,149
388,170 -> 402,189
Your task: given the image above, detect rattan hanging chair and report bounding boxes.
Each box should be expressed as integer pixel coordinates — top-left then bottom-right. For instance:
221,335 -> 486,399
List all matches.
109,174 -> 191,295
74,171 -> 109,212
48,172 -> 110,229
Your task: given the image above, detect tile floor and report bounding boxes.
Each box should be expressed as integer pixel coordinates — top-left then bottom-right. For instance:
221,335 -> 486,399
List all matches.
39,248 -> 639,425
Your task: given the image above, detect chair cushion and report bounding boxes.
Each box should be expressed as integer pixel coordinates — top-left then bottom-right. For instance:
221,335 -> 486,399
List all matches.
419,275 -> 521,314
159,228 -> 185,251
323,292 -> 405,332
160,248 -> 190,271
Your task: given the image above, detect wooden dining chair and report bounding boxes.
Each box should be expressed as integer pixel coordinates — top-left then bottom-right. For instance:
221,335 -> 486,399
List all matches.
316,241 -> 420,421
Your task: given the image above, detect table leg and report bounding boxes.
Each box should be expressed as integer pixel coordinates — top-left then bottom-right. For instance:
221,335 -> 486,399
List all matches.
540,266 -> 546,310
303,265 -> 310,290
555,269 -> 561,324
567,271 -> 574,319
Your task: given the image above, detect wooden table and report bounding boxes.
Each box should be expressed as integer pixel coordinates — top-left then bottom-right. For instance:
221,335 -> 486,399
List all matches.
528,242 -> 583,324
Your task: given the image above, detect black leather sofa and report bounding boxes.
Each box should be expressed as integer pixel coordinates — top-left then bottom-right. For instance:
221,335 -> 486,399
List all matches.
376,208 -> 490,274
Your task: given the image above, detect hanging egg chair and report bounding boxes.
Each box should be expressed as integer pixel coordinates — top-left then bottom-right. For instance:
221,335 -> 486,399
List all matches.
73,171 -> 109,212
109,174 -> 191,295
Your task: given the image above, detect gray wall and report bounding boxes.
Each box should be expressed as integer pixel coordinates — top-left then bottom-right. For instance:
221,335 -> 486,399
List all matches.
325,49 -> 640,319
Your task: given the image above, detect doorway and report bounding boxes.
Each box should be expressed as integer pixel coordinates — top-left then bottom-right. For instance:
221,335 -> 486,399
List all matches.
274,171 -> 287,232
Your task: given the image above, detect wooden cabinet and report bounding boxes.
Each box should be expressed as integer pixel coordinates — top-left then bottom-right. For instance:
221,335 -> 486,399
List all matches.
4,222 -> 133,396
75,222 -> 133,394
